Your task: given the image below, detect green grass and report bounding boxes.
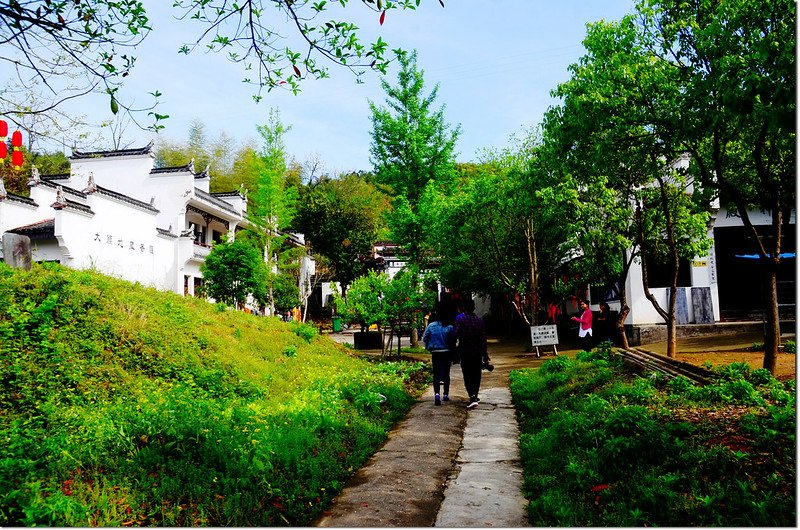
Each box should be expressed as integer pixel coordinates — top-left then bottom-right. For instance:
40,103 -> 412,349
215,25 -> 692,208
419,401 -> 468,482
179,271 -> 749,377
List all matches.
510,345 -> 796,527
0,263 -> 428,526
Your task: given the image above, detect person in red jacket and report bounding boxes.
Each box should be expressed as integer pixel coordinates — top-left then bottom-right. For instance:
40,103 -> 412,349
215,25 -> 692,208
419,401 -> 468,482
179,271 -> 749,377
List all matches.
571,299 -> 593,352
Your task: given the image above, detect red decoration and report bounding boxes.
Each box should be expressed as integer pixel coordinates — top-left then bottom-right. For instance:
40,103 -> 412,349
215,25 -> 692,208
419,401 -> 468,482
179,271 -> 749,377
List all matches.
0,120 -> 7,139
0,142 -> 6,161
11,130 -> 22,149
379,10 -> 385,25
11,149 -> 23,170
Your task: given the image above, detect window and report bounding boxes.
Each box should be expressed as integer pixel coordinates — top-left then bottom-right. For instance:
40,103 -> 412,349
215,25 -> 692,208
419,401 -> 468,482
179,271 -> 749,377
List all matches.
643,256 -> 691,288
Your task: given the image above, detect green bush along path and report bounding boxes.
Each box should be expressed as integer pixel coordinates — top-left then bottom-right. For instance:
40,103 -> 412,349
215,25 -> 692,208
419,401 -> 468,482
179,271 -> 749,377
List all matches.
510,345 -> 796,526
0,263 -> 429,526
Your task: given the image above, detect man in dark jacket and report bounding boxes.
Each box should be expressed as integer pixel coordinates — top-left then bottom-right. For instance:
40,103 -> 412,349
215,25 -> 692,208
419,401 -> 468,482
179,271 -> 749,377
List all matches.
454,298 -> 489,409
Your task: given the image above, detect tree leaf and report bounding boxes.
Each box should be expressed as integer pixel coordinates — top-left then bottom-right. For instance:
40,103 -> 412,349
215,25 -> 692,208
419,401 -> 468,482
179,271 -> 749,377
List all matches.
379,10 -> 385,25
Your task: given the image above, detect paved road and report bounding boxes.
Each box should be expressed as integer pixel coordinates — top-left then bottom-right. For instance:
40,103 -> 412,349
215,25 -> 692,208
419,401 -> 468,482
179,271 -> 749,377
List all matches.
314,335 -> 550,527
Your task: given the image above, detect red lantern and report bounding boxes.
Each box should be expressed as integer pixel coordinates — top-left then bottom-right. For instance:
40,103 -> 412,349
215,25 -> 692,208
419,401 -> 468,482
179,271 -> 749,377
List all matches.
0,120 -> 7,139
11,130 -> 22,149
11,149 -> 23,170
0,142 -> 6,161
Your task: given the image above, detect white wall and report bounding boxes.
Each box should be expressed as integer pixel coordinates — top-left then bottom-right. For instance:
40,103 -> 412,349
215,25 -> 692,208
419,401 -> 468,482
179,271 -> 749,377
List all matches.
0,196 -> 43,235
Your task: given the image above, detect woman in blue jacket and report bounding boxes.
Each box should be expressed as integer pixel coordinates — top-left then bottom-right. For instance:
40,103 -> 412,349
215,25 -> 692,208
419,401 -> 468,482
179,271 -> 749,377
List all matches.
422,310 -> 456,406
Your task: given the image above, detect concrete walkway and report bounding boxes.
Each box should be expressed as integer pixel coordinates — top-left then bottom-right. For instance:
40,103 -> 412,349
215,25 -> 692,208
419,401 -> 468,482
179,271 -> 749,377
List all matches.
435,386 -> 529,528
315,334 -> 538,527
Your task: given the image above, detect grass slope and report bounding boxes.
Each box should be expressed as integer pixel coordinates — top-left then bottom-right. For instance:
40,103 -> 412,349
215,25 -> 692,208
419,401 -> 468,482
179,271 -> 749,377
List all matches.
0,263 -> 427,526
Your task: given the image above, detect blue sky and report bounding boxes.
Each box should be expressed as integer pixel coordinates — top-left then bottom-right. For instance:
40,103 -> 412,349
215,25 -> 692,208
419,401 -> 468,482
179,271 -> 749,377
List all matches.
60,0 -> 635,174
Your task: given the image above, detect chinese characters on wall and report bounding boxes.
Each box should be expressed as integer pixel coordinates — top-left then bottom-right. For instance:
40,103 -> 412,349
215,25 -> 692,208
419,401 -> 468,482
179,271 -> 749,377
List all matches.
94,232 -> 154,254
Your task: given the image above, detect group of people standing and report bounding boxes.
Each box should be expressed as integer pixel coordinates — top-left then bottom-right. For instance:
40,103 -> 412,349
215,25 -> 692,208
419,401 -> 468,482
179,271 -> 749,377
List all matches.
421,298 -> 490,410
571,299 -> 614,351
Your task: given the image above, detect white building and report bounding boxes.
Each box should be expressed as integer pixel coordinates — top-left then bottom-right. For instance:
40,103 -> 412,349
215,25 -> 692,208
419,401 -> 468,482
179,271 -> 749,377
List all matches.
0,142 -> 311,307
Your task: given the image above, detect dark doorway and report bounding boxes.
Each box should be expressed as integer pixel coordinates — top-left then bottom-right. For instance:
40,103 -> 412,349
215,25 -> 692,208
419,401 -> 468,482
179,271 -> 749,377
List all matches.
713,224 -> 796,320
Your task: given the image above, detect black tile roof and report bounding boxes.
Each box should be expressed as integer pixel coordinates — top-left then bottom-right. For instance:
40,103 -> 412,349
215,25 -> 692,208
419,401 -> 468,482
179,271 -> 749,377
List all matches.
39,179 -> 87,199
7,218 -> 55,238
94,185 -> 159,213
53,198 -> 94,215
70,141 -> 155,159
194,188 -> 239,216
4,193 -> 37,207
151,163 -> 193,175
156,227 -> 178,239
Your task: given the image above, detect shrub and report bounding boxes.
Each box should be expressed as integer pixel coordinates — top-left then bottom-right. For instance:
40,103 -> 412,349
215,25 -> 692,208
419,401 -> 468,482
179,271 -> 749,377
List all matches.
749,368 -> 775,387
540,355 -> 572,374
510,349 -> 796,527
289,320 -> 318,342
667,375 -> 695,395
718,362 -> 751,381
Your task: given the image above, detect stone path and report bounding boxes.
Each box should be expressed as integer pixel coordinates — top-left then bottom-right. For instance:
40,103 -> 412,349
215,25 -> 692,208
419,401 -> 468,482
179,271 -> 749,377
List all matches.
315,335 -> 548,527
435,386 -> 529,527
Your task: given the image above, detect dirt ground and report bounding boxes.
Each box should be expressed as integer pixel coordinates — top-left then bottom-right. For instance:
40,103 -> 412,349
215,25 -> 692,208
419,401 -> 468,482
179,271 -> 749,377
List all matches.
674,351 -> 796,381
634,330 -> 797,381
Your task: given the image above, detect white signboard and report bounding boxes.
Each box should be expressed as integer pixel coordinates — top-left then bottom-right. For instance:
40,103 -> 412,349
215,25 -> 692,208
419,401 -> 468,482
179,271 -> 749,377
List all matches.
530,325 -> 559,346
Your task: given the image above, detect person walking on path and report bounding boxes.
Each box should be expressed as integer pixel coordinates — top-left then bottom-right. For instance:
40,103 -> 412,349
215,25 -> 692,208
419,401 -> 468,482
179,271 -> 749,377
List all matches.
422,309 -> 456,406
571,299 -> 593,352
454,298 -> 489,410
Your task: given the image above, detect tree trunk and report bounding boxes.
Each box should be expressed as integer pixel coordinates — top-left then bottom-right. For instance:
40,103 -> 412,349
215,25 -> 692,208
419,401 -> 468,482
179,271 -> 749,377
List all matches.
666,288 -> 678,358
636,219 -> 676,357
616,305 -> 630,349
526,220 -> 540,327
762,263 -> 781,373
610,249 -> 636,349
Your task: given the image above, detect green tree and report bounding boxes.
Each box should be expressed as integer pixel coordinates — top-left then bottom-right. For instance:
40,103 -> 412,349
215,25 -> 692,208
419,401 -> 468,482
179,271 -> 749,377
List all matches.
637,0 -> 795,371
421,145 -> 576,333
294,173 -> 389,295
369,49 -> 460,269
381,266 -> 436,354
246,108 -> 300,316
154,120 -> 256,193
546,14 -> 713,357
0,1 -> 427,133
332,269 -> 389,342
200,238 -> 267,308
272,272 -> 301,315
332,268 -> 433,356
0,148 -> 70,196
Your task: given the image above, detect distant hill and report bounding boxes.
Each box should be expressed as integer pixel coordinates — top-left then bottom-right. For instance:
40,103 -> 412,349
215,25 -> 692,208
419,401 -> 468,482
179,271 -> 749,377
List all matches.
0,263 -> 425,526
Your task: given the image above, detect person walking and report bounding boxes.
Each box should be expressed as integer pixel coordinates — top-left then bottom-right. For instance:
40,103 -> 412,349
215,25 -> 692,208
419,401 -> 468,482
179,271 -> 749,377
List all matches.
571,299 -> 593,352
594,301 -> 612,347
422,309 -> 456,406
454,298 -> 489,410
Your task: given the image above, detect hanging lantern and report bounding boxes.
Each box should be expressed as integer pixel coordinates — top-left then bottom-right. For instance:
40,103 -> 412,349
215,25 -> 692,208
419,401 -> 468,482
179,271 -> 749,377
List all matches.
0,120 -> 7,140
11,149 -> 23,170
11,130 -> 22,149
0,142 -> 6,161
